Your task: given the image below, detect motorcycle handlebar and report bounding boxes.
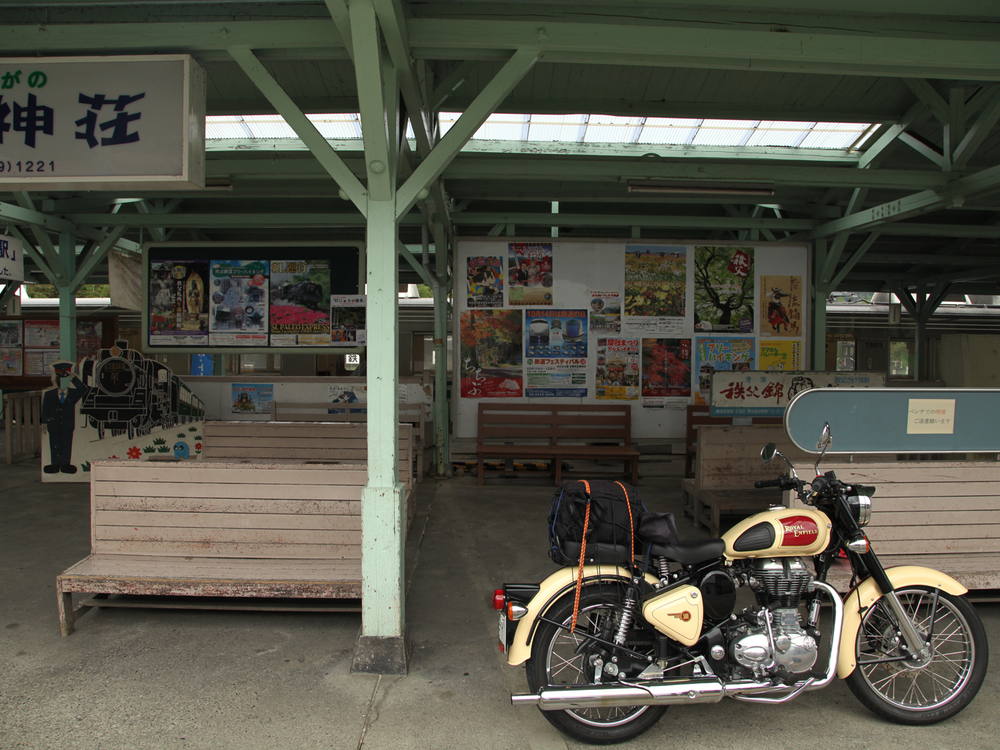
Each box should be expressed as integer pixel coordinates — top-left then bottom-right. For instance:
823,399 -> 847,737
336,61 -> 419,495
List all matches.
754,477 -> 799,490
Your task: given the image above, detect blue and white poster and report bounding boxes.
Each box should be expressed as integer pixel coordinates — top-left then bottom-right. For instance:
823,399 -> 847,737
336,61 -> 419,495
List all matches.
524,308 -> 588,397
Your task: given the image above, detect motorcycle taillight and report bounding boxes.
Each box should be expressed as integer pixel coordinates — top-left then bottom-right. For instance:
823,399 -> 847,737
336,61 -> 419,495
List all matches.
492,589 -> 506,610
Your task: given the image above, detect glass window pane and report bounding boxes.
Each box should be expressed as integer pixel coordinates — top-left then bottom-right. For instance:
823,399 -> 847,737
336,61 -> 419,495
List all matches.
889,340 -> 911,377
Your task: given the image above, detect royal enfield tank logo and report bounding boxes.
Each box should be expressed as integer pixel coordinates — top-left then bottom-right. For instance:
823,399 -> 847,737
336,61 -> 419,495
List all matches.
780,515 -> 819,546
668,611 -> 692,622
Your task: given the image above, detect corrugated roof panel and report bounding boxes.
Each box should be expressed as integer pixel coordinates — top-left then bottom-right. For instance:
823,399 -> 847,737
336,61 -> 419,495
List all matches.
692,119 -> 758,146
242,115 -> 298,139
311,114 -> 363,139
637,117 -> 702,144
528,114 -> 589,142
583,115 -> 644,143
745,121 -> 815,147
800,122 -> 870,149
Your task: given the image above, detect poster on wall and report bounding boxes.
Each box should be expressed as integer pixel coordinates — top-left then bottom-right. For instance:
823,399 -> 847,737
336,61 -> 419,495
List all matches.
231,383 -> 274,415
760,275 -> 802,337
467,256 -> 504,308
330,295 -> 366,345
641,338 -> 691,401
24,320 -> 60,348
0,347 -> 22,375
524,309 -> 588,397
0,319 -> 22,346
759,340 -> 801,371
595,338 -> 639,400
694,336 -> 755,404
76,321 -> 103,360
460,309 -> 524,398
589,290 -> 622,334
623,245 -> 687,336
209,260 -> 269,346
24,349 -> 61,376
269,260 -> 331,346
693,246 -> 754,333
507,242 -> 553,306
148,260 -> 210,345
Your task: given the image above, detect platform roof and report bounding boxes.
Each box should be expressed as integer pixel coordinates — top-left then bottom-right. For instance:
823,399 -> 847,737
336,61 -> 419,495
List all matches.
1,0 -> 999,294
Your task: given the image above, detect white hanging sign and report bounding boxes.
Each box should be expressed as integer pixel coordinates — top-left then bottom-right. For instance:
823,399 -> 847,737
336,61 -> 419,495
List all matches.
0,55 -> 205,190
0,234 -> 24,282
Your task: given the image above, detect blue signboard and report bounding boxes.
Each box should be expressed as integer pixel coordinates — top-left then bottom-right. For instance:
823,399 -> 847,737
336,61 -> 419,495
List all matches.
785,388 -> 1000,454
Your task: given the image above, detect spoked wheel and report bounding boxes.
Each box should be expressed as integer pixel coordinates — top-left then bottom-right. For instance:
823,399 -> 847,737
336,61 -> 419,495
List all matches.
846,586 -> 988,724
525,582 -> 666,744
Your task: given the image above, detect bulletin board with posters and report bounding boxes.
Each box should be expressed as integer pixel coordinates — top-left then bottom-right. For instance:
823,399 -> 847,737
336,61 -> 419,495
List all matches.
453,238 -> 809,440
0,315 -> 115,385
143,243 -> 364,352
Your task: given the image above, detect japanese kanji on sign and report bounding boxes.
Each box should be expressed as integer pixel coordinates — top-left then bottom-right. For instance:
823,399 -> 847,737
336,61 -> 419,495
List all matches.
0,55 -> 205,190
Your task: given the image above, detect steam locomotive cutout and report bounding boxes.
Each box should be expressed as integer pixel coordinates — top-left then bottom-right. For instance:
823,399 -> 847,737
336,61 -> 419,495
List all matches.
80,340 -> 205,440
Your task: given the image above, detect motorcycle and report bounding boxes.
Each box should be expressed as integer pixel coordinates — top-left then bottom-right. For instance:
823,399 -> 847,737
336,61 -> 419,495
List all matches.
492,425 -> 988,744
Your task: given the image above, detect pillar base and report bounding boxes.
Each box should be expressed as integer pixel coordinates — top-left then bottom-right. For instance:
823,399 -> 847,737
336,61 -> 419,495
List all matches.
351,634 -> 409,675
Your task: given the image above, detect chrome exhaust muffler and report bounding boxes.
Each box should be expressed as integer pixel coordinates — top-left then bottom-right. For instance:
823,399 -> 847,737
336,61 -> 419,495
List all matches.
512,678 -> 729,711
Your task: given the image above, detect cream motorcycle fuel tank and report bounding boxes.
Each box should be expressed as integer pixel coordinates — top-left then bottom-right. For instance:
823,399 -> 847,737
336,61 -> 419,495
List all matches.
722,508 -> 832,559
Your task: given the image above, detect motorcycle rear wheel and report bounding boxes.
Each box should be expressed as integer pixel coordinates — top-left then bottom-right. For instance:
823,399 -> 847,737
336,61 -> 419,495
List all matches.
525,582 -> 667,745
845,586 -> 988,724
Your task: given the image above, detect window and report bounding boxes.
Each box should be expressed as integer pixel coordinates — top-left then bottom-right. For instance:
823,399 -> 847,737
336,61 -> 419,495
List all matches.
835,339 -> 856,372
889,340 -> 912,378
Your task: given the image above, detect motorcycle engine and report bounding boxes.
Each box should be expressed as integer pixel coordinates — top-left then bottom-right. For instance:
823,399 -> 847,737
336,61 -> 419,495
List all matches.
725,558 -> 818,677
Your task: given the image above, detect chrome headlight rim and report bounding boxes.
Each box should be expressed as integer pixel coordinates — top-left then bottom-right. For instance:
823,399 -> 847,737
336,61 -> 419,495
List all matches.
848,494 -> 872,527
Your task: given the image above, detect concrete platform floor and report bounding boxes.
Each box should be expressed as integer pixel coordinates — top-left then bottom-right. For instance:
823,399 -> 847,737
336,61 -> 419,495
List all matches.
2,457 -> 999,749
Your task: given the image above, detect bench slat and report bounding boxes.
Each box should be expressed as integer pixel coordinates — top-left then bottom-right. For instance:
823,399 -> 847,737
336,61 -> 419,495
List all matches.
95,511 -> 361,529
94,496 -> 359,515
96,526 -> 360,545
94,482 -> 364,501
60,553 -> 361,581
92,540 -> 362,559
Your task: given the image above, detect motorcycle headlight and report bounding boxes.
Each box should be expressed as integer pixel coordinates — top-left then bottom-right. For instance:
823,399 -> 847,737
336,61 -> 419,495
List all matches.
847,495 -> 872,527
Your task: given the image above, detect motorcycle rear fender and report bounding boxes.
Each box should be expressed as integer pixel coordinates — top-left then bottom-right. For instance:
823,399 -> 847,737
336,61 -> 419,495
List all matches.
506,566 -> 659,666
836,565 -> 967,679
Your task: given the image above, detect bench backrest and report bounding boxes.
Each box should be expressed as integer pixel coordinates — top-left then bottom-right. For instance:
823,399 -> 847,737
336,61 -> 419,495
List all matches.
273,401 -> 429,425
801,461 -> 1000,558
202,420 -> 413,486
477,403 -> 632,448
89,460 -> 366,559
693,424 -> 814,490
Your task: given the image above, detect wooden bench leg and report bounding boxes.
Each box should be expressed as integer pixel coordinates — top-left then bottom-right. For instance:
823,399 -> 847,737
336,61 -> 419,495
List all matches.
477,457 -> 485,484
57,588 -> 75,637
629,458 -> 639,484
553,456 -> 562,485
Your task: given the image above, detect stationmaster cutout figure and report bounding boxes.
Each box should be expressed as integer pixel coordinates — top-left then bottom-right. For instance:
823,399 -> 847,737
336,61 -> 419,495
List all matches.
41,361 -> 90,474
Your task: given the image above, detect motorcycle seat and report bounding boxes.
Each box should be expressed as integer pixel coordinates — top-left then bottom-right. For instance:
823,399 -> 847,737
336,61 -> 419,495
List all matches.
639,512 -> 725,565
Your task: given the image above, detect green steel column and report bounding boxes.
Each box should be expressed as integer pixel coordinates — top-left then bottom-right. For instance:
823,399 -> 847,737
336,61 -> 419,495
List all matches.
812,239 -> 828,370
357,197 -> 406,668
56,232 -> 78,364
432,275 -> 450,476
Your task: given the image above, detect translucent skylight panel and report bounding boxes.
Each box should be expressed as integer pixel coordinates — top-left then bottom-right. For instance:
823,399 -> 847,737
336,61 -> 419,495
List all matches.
205,116 -> 251,140
636,118 -> 702,145
744,121 -> 815,148
310,114 -> 363,139
583,115 -> 645,144
240,114 -> 298,139
691,119 -> 758,146
528,114 -> 589,142
800,122 -> 870,150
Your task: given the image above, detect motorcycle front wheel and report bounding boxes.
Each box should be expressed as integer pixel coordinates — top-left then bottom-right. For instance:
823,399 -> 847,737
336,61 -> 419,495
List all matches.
525,581 -> 666,745
845,586 -> 988,724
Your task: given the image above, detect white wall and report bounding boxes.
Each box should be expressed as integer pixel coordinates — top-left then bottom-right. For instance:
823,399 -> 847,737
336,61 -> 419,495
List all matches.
453,237 -> 809,439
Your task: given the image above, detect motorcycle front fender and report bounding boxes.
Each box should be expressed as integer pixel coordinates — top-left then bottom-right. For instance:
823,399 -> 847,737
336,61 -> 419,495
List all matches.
836,565 -> 967,679
506,566 -> 659,666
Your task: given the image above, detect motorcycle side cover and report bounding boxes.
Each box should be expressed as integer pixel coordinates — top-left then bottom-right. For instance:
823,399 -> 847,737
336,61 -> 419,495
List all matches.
836,565 -> 967,678
506,566 -> 659,666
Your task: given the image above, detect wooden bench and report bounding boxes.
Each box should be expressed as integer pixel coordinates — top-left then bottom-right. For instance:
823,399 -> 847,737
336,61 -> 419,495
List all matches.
272,402 -> 431,479
682,424 -> 813,535
56,460 -> 374,635
476,403 -> 639,485
683,405 -> 781,478
202,420 -> 414,491
801,461 -> 1000,592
